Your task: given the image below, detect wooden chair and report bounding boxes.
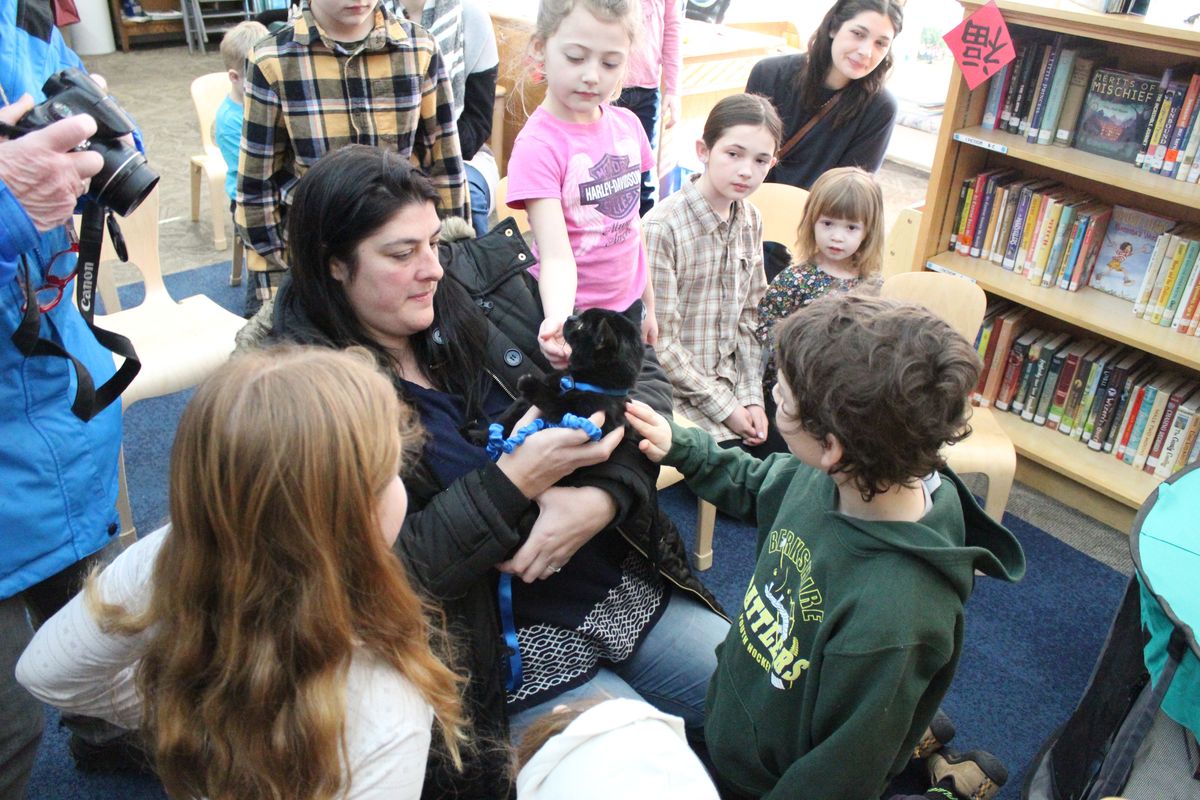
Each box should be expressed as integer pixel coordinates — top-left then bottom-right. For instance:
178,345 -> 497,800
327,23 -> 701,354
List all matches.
655,414 -> 719,571
189,72 -> 234,257
494,176 -> 530,234
749,182 -> 809,253
95,186 -> 247,542
882,205 -> 923,278
879,271 -> 1017,521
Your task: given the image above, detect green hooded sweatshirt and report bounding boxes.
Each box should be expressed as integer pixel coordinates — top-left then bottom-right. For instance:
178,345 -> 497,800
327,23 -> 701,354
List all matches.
663,424 -> 1026,800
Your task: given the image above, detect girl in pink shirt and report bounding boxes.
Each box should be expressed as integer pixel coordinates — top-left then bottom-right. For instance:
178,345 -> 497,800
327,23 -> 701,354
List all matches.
505,0 -> 657,367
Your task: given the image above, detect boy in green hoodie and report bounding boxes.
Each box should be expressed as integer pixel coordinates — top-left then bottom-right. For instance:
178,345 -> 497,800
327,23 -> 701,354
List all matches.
626,293 -> 1026,800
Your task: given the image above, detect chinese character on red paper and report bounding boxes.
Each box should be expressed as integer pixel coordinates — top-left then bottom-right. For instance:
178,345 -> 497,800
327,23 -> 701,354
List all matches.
943,1 -> 1016,91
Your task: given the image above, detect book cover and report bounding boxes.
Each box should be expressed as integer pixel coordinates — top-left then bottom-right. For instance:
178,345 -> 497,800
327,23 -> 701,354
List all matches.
1042,201 -> 1083,287
1146,379 -> 1197,472
1074,68 -> 1160,164
1062,341 -> 1115,436
1012,330 -> 1052,416
996,327 -> 1044,411
980,307 -> 1031,407
1088,205 -> 1177,301
1037,47 -> 1078,145
1029,37 -> 1067,143
1162,73 -> 1200,177
1171,257 -> 1200,330
1158,234 -> 1200,325
1156,388 -> 1200,477
983,61 -> 1015,130
1072,205 -> 1114,291
1056,54 -> 1099,146
1022,331 -> 1072,423
1144,82 -> 1185,171
1087,350 -> 1145,449
1021,43 -> 1055,137
1111,365 -> 1157,456
1132,231 -> 1175,317
1047,338 -> 1095,429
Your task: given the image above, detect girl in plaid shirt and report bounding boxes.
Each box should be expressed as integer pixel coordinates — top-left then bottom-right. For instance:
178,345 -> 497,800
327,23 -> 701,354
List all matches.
643,94 -> 783,448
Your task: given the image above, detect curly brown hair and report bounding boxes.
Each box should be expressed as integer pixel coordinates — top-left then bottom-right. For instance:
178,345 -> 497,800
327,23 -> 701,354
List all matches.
773,293 -> 980,500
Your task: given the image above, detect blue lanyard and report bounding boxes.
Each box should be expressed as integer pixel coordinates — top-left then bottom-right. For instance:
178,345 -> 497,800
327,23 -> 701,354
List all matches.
498,573 -> 522,693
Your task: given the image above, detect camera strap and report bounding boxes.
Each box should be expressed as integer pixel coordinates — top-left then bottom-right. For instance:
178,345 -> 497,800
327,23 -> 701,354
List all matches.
9,204 -> 140,421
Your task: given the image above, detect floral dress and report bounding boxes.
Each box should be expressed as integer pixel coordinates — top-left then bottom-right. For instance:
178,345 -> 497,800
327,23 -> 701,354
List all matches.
756,262 -> 863,383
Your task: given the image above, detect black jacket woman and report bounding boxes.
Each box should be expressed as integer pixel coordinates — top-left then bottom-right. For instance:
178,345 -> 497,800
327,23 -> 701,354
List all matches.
747,0 -> 904,191
259,144 -> 727,799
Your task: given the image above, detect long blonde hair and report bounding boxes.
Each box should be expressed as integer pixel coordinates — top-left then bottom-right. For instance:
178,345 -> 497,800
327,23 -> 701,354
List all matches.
795,166 -> 885,277
91,346 -> 465,800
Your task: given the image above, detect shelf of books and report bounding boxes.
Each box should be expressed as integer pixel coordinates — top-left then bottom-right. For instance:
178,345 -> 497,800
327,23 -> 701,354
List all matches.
915,0 -> 1200,522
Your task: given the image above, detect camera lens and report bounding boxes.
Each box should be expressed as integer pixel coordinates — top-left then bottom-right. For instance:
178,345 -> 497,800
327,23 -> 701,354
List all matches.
88,139 -> 159,217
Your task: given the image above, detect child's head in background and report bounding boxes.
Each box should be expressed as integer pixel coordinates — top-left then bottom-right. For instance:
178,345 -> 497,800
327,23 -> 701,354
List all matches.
795,166 -> 884,280
772,293 -> 980,501
695,93 -> 782,211
220,20 -> 269,103
529,0 -> 641,124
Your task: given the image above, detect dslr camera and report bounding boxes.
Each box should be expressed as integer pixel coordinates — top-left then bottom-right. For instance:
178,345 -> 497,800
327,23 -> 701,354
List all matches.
13,67 -> 158,216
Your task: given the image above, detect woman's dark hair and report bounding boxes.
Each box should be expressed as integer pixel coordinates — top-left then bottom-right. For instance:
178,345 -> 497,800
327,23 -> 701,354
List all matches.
701,93 -> 784,151
798,0 -> 904,129
284,144 -> 489,411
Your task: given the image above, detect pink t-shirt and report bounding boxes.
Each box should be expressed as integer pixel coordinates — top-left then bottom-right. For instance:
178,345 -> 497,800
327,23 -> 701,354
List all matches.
506,105 -> 655,312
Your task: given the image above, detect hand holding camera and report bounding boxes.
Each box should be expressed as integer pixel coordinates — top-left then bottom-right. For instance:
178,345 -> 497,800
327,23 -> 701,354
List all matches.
0,95 -> 102,231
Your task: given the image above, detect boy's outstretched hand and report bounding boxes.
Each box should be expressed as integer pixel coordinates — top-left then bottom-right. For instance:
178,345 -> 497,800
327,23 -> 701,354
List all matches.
625,399 -> 672,462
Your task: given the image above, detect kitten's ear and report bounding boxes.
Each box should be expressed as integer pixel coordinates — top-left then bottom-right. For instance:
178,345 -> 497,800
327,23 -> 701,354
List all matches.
621,301 -> 642,330
595,318 -> 617,350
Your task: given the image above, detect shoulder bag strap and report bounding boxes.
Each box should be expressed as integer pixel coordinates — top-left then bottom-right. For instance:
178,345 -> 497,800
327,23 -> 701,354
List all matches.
777,92 -> 843,162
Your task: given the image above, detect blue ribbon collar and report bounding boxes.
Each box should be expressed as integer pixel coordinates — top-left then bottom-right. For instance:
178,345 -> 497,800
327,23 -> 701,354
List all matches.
559,375 -> 629,397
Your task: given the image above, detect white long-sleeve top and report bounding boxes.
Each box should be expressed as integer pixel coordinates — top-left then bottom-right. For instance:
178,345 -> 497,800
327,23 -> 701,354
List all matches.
16,527 -> 434,800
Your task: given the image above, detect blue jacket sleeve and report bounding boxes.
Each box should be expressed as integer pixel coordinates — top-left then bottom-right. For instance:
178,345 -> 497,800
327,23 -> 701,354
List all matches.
0,178 -> 41,288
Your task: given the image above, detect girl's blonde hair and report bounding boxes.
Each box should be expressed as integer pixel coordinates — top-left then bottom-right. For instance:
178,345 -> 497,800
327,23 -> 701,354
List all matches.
795,166 -> 885,277
521,0 -> 642,103
89,346 -> 466,800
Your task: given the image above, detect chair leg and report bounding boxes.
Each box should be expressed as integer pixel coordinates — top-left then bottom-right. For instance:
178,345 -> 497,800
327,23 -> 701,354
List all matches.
230,237 -> 244,287
190,162 -> 202,222
116,448 -> 137,548
982,451 -> 1016,523
207,172 -> 227,251
693,499 -> 716,571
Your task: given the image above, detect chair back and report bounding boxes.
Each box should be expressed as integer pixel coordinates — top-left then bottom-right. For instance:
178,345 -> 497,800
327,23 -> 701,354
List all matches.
883,206 -> 922,278
190,72 -> 232,163
749,182 -> 808,252
879,271 -> 986,342
100,186 -> 168,303
494,176 -> 530,233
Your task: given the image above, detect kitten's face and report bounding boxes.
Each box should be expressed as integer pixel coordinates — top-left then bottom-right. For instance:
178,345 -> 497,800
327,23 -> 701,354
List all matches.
563,308 -> 642,388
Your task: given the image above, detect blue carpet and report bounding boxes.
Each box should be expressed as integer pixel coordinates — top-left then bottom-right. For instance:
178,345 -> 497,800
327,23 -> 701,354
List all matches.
27,261 -> 1129,799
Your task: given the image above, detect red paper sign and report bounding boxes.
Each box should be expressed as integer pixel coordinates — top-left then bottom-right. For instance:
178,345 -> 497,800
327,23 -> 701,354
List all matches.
943,1 -> 1017,91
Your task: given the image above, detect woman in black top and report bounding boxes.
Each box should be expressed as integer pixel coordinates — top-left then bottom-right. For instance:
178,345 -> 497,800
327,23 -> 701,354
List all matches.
747,0 -> 904,191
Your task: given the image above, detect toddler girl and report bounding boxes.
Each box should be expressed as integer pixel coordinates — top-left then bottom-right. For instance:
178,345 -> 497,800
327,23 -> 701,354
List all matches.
757,165 -> 884,382
505,0 -> 656,367
644,92 -> 782,448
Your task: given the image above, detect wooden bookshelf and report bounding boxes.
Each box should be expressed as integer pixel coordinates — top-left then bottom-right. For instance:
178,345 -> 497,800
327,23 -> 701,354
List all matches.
108,0 -> 184,52
913,0 -> 1200,524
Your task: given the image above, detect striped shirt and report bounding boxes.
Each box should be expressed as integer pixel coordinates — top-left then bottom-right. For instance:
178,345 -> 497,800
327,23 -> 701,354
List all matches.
235,3 -> 467,270
644,175 -> 766,441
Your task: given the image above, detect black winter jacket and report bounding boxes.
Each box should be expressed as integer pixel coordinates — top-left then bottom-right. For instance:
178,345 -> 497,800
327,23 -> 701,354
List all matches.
268,220 -> 724,799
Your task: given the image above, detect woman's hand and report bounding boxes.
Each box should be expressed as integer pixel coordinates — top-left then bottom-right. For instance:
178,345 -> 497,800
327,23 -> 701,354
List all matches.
495,406 -> 623,499
625,399 -> 672,462
497,486 -> 617,582
641,310 -> 659,346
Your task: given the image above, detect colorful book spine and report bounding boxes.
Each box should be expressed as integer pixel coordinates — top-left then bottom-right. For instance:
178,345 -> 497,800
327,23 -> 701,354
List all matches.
1159,236 -> 1200,326
1022,332 -> 1070,422
1156,390 -> 1200,477
1071,206 -> 1113,291
1146,381 -> 1196,472
1042,203 -> 1080,287
1056,54 -> 1098,146
1058,210 -> 1093,291
1047,339 -> 1094,429
1148,234 -> 1193,324
1037,48 -> 1077,146
1171,260 -> 1200,331
950,178 -> 971,250
982,62 -> 1015,130
996,328 -> 1042,411
1132,232 -> 1174,317
1151,83 -> 1190,173
1136,70 -> 1172,169
993,181 -> 1028,265
1162,73 -> 1200,177
1019,43 -> 1054,137
1027,36 -> 1065,144
1116,374 -> 1156,461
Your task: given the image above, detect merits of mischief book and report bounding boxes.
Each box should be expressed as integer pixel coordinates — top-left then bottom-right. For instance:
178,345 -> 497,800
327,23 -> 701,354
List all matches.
1074,68 -> 1160,165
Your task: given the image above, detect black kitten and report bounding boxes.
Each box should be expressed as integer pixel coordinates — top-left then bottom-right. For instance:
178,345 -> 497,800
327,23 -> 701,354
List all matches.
500,306 -> 643,436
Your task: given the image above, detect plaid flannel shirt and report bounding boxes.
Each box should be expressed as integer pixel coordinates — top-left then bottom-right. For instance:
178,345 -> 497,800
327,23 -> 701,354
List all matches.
235,4 -> 467,270
644,175 -> 766,442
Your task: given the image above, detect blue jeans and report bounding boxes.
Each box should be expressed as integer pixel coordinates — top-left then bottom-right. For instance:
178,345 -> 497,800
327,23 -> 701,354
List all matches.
0,542 -> 125,799
615,86 -> 661,217
466,162 -> 491,238
507,591 -> 728,740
